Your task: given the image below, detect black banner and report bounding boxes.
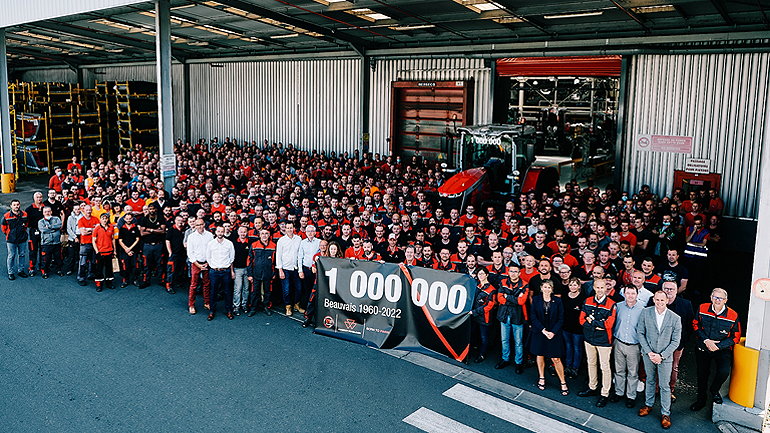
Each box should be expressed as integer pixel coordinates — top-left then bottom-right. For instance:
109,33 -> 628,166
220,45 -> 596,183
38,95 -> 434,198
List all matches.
315,257 -> 477,361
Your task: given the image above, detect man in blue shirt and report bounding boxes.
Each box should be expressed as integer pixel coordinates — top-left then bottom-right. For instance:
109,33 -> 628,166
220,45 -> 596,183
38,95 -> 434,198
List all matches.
612,285 -> 645,408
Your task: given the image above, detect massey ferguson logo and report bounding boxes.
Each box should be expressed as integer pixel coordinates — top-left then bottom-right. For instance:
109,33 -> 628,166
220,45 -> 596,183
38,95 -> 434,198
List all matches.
323,316 -> 334,329
344,319 -> 358,330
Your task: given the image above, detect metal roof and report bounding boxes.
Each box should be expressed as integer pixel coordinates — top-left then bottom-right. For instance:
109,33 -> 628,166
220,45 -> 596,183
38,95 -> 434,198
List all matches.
4,0 -> 770,69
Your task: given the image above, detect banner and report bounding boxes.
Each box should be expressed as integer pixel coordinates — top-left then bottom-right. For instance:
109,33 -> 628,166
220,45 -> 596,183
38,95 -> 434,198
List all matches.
315,257 -> 477,361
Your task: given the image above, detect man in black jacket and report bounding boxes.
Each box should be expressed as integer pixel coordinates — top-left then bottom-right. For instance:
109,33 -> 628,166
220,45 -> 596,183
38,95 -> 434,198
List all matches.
690,288 -> 741,411
247,229 -> 276,316
2,199 -> 29,280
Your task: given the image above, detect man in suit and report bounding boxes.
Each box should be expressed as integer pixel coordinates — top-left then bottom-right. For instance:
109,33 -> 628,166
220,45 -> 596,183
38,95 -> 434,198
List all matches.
637,290 -> 682,429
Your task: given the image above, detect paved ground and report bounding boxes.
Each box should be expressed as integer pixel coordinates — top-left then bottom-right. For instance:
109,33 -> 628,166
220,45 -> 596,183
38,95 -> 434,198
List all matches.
0,251 -> 722,433
0,176 -> 727,433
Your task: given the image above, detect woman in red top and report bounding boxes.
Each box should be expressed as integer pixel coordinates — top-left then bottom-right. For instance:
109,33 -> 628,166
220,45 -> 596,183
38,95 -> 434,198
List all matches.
92,213 -> 116,292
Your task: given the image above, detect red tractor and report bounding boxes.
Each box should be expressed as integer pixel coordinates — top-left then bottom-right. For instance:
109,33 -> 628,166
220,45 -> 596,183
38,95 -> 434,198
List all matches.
438,124 -> 558,211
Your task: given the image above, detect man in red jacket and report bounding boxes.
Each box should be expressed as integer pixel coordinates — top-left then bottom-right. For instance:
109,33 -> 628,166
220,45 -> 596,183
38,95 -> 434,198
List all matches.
578,279 -> 618,407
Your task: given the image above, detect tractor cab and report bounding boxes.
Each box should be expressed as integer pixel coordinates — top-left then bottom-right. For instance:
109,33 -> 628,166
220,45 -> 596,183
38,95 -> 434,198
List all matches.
439,124 -> 556,210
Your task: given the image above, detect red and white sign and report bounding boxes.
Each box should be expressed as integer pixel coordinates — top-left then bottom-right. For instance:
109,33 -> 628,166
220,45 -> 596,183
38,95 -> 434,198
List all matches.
636,134 -> 693,154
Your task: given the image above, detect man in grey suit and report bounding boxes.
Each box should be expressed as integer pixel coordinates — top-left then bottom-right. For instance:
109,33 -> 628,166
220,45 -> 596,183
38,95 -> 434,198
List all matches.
636,290 -> 682,429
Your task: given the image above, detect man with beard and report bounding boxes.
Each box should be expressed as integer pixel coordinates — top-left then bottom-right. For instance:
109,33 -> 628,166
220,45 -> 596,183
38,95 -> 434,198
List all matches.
206,226 -> 236,321
138,205 -> 167,289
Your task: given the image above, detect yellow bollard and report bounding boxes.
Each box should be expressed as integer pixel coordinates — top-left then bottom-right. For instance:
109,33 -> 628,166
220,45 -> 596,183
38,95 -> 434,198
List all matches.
729,337 -> 760,408
0,173 -> 15,193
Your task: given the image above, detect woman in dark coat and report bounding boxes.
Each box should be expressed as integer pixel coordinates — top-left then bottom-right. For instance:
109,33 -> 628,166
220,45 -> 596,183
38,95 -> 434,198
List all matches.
468,267 -> 497,363
529,279 -> 569,395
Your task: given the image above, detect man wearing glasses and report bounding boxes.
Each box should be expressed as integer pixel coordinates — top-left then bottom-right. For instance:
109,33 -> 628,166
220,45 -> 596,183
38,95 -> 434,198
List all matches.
690,288 -> 741,411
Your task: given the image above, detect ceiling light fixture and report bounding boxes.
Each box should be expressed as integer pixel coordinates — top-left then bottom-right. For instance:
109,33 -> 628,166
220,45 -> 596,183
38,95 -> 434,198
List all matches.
544,11 -> 603,19
631,4 -> 676,13
388,24 -> 436,31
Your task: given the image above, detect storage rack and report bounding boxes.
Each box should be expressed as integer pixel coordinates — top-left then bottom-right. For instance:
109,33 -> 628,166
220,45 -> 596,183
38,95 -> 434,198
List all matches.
95,80 -> 118,158
37,82 -> 78,167
114,81 -> 158,153
74,86 -> 103,161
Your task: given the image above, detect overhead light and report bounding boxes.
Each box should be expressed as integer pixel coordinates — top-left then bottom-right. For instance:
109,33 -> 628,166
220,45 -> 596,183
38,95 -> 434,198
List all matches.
139,10 -> 266,44
271,33 -> 299,39
491,16 -> 524,24
311,0 -> 348,4
367,13 -> 391,20
347,8 -> 391,22
60,39 -> 103,50
15,31 -> 57,42
223,6 -> 261,20
474,3 -> 501,11
187,40 -> 209,46
106,48 -> 124,53
388,24 -> 436,31
631,4 -> 676,14
452,0 -> 504,14
544,11 -> 603,19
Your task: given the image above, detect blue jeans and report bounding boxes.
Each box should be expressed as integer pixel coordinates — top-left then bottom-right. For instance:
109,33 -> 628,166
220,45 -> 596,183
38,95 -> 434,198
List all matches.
209,269 -> 233,314
281,269 -> 302,305
564,331 -> 584,370
500,320 -> 524,364
6,242 -> 26,275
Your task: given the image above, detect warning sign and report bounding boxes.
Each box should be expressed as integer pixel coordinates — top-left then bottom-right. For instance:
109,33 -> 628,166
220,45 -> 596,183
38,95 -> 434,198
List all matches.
684,158 -> 710,174
636,134 -> 693,154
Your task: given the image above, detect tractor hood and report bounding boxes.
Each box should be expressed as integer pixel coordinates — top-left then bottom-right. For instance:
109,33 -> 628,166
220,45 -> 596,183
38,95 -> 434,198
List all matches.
438,167 -> 487,198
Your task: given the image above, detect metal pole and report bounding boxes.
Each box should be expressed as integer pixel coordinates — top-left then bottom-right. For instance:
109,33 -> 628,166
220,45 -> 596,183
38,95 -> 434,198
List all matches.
613,57 -> 630,189
745,71 -> 770,410
0,28 -> 13,178
361,55 -> 371,156
183,62 -> 191,143
155,0 -> 175,193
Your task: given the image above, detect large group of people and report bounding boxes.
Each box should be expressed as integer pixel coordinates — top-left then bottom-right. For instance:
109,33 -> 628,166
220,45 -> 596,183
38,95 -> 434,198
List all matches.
2,137 -> 742,428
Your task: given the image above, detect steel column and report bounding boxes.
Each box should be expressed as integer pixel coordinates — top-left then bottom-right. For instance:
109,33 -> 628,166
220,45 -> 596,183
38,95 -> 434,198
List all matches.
155,0 -> 175,192
613,56 -> 629,190
361,55 -> 371,156
183,62 -> 191,143
746,85 -> 770,409
0,29 -> 12,176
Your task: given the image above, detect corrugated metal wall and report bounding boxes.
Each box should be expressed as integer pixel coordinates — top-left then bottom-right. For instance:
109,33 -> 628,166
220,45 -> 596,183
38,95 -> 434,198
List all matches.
21,68 -> 78,83
83,64 -> 186,141
369,58 -> 492,156
188,59 -> 362,156
622,53 -> 769,218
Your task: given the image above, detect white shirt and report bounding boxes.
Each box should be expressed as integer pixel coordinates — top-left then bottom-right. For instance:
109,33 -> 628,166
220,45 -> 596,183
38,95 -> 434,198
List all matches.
276,234 -> 302,270
655,308 -> 667,331
206,237 -> 235,269
298,237 -> 321,268
623,286 -> 654,306
187,229 -> 214,263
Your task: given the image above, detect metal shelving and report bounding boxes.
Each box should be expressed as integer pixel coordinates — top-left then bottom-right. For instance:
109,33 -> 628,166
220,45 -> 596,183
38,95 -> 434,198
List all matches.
114,80 -> 158,153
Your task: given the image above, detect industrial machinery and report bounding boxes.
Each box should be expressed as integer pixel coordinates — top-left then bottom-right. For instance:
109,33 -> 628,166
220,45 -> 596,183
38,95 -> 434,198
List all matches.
438,124 -> 558,211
